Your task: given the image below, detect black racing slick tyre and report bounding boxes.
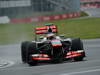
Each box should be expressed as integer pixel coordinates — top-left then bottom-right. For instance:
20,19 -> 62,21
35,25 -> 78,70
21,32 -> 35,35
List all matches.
21,41 -> 30,63
27,42 -> 38,66
71,38 -> 83,51
71,38 -> 85,61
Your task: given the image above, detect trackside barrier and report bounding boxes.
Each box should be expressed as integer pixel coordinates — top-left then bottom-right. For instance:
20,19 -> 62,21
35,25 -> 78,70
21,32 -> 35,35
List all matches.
81,0 -> 100,2
0,16 -> 10,24
81,0 -> 100,8
81,3 -> 100,8
10,12 -> 80,23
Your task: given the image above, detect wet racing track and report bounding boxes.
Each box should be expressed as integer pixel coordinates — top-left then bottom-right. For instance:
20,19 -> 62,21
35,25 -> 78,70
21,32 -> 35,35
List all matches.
0,7 -> 100,75
0,39 -> 100,75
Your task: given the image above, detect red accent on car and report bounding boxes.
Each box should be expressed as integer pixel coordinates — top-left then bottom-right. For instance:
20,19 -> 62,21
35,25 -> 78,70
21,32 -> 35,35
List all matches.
32,57 -> 50,60
52,44 -> 62,47
51,40 -> 62,47
35,25 -> 57,34
32,54 -> 50,60
66,51 -> 82,58
36,30 -> 47,34
35,26 -> 47,30
35,29 -> 57,34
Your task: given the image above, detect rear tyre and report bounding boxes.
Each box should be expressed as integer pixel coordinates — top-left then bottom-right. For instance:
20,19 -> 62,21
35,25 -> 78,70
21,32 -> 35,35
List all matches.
27,42 -> 38,66
21,41 -> 30,63
71,38 -> 83,51
71,38 -> 85,61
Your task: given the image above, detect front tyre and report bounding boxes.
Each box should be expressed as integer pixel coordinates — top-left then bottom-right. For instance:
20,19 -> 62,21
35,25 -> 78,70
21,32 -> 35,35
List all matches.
71,38 -> 83,51
21,41 -> 30,63
28,56 -> 38,66
71,38 -> 85,61
27,42 -> 38,66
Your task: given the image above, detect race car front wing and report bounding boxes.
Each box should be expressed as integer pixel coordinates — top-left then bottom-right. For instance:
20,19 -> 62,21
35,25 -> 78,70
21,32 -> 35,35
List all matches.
31,50 -> 85,60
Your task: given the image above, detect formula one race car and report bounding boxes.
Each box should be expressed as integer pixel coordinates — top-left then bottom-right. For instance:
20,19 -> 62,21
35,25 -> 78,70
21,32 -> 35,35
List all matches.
21,24 -> 86,66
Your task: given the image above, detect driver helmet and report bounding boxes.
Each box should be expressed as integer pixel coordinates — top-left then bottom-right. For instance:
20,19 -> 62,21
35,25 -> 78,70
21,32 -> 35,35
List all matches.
46,33 -> 55,40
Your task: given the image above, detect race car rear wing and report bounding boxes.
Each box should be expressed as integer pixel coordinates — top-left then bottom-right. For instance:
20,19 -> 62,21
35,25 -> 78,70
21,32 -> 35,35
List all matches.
34,24 -> 58,41
35,24 -> 58,34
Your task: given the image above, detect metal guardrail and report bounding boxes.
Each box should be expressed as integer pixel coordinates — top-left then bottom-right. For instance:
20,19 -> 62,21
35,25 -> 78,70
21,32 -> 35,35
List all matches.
81,0 -> 100,2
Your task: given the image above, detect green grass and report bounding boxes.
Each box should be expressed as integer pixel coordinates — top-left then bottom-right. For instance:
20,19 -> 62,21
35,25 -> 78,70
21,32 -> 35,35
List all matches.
80,11 -> 88,17
41,17 -> 100,39
0,17 -> 100,44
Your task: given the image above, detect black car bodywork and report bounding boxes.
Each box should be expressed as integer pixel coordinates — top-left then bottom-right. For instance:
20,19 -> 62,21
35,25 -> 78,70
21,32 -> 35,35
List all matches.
21,24 -> 86,66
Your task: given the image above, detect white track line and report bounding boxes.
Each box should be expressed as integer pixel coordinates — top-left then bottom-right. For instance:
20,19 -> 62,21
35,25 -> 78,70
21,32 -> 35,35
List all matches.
61,67 -> 100,75
0,60 -> 14,69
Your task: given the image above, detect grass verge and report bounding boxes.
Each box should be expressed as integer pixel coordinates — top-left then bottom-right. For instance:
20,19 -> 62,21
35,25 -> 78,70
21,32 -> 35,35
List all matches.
0,17 -> 100,44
